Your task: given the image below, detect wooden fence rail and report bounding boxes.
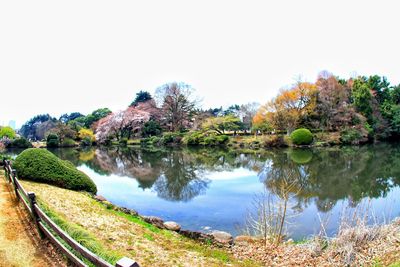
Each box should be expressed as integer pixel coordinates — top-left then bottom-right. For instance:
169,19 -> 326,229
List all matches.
2,159 -> 139,267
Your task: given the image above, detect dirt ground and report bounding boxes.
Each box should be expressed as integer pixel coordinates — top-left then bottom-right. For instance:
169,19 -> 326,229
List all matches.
0,175 -> 66,267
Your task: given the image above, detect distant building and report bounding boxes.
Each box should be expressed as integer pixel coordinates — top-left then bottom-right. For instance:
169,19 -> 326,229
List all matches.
8,120 -> 16,130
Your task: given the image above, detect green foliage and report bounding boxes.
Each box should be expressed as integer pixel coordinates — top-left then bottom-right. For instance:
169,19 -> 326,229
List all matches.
183,131 -> 229,146
8,138 -> 33,148
351,79 -> 373,119
46,133 -> 60,147
14,148 -> 97,193
340,128 -> 363,145
80,136 -> 93,146
161,132 -> 184,145
130,90 -> 152,106
0,126 -> 16,139
290,128 -> 313,145
60,138 -> 76,147
201,115 -> 241,134
142,120 -> 162,137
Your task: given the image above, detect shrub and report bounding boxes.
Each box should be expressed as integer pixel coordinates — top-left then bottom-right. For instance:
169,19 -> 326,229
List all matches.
183,131 -> 229,146
80,136 -> 93,146
46,133 -> 59,147
340,128 -> 369,145
78,128 -> 96,142
290,128 -> 313,145
60,138 -> 76,147
263,135 -> 289,147
14,148 -> 97,194
142,120 -> 162,137
8,138 -> 33,148
161,132 -> 183,145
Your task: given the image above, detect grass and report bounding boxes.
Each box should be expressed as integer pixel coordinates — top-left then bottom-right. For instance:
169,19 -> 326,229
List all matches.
20,180 -> 261,267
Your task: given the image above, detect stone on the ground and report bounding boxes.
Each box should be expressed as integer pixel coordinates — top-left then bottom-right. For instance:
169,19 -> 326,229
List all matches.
163,221 -> 181,231
211,230 -> 233,245
94,195 -> 107,202
142,216 -> 165,228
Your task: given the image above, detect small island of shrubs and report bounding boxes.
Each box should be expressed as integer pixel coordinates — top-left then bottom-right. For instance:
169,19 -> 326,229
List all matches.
14,148 -> 97,194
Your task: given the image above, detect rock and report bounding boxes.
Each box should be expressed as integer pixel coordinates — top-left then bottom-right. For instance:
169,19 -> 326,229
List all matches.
179,230 -> 213,242
211,230 -> 233,245
142,216 -> 165,229
117,207 -> 138,216
94,195 -> 107,202
163,221 -> 181,231
235,235 -> 255,243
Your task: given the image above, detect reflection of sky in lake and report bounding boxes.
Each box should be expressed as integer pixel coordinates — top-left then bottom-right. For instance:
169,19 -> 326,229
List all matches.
78,164 -> 400,239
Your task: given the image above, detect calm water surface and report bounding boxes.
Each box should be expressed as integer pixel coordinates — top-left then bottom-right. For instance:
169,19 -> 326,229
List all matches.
12,144 -> 400,239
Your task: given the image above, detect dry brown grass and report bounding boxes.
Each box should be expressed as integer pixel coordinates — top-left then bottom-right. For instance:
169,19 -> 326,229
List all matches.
21,180 -> 259,267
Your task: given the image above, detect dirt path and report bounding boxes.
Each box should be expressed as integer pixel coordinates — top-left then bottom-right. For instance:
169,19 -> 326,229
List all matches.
0,175 -> 64,267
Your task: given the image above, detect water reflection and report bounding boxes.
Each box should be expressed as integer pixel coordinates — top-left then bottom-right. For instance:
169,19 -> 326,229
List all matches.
50,145 -> 400,208
45,144 -> 400,237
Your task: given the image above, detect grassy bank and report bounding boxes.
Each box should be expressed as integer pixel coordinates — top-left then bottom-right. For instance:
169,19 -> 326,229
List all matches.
20,180 -> 259,267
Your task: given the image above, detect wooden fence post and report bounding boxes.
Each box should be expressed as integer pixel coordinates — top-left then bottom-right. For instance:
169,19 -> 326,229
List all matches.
11,169 -> 19,200
28,192 -> 45,238
115,257 -> 140,267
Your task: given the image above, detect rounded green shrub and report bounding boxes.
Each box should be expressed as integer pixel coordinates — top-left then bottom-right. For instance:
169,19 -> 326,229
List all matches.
290,128 -> 313,145
8,138 -> 33,148
46,133 -> 59,147
14,148 -> 97,194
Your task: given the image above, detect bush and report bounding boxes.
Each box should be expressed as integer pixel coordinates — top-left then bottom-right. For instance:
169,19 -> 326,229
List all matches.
263,135 -> 289,147
142,120 -> 162,137
8,138 -> 33,148
14,148 -> 97,194
183,131 -> 229,146
161,132 -> 183,145
60,138 -> 76,147
340,128 -> 369,145
46,133 -> 59,147
290,128 -> 313,145
80,136 -> 93,146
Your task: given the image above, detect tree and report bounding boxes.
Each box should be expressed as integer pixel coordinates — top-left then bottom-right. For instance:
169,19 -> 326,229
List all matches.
78,128 -> 96,142
130,91 -> 152,107
155,82 -> 197,132
82,108 -> 112,128
20,114 -> 55,140
240,102 -> 260,132
95,107 -> 151,143
0,126 -> 16,139
315,73 -> 351,130
142,120 -> 162,137
201,115 -> 241,134
259,82 -> 317,133
351,79 -> 373,120
59,112 -> 84,124
49,123 -> 77,143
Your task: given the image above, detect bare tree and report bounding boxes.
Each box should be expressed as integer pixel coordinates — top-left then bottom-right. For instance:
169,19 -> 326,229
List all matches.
155,82 -> 198,132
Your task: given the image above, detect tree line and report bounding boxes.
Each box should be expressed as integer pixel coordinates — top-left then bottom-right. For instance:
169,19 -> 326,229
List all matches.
9,71 -> 400,147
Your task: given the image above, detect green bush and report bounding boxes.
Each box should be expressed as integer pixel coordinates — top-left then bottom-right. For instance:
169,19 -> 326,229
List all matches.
8,138 -> 33,148
14,148 -> 97,194
80,136 -> 93,146
46,133 -> 59,147
60,138 -> 76,147
290,128 -> 313,145
160,132 -> 183,145
340,128 -> 366,145
142,120 -> 162,137
183,131 -> 229,146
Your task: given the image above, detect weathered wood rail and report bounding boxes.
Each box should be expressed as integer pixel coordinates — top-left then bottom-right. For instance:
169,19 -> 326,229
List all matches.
2,159 -> 139,267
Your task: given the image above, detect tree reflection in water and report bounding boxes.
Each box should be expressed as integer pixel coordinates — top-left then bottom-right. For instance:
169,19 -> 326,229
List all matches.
51,144 -> 400,206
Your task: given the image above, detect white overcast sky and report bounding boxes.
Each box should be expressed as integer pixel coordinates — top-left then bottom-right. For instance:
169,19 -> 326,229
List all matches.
1,0 -> 399,127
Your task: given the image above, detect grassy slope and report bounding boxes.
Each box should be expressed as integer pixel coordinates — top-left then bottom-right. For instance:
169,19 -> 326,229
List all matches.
21,180 -> 259,267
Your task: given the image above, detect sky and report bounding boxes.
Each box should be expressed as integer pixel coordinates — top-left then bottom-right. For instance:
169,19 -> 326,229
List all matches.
1,0 -> 399,128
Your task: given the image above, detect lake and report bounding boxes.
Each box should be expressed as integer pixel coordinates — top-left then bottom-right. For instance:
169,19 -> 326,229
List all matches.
8,144 -> 400,239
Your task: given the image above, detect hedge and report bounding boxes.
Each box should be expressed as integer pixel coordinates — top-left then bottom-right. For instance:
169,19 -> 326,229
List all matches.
14,148 -> 97,194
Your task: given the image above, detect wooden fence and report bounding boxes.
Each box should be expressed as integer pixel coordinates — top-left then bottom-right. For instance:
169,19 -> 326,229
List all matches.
2,159 -> 139,267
